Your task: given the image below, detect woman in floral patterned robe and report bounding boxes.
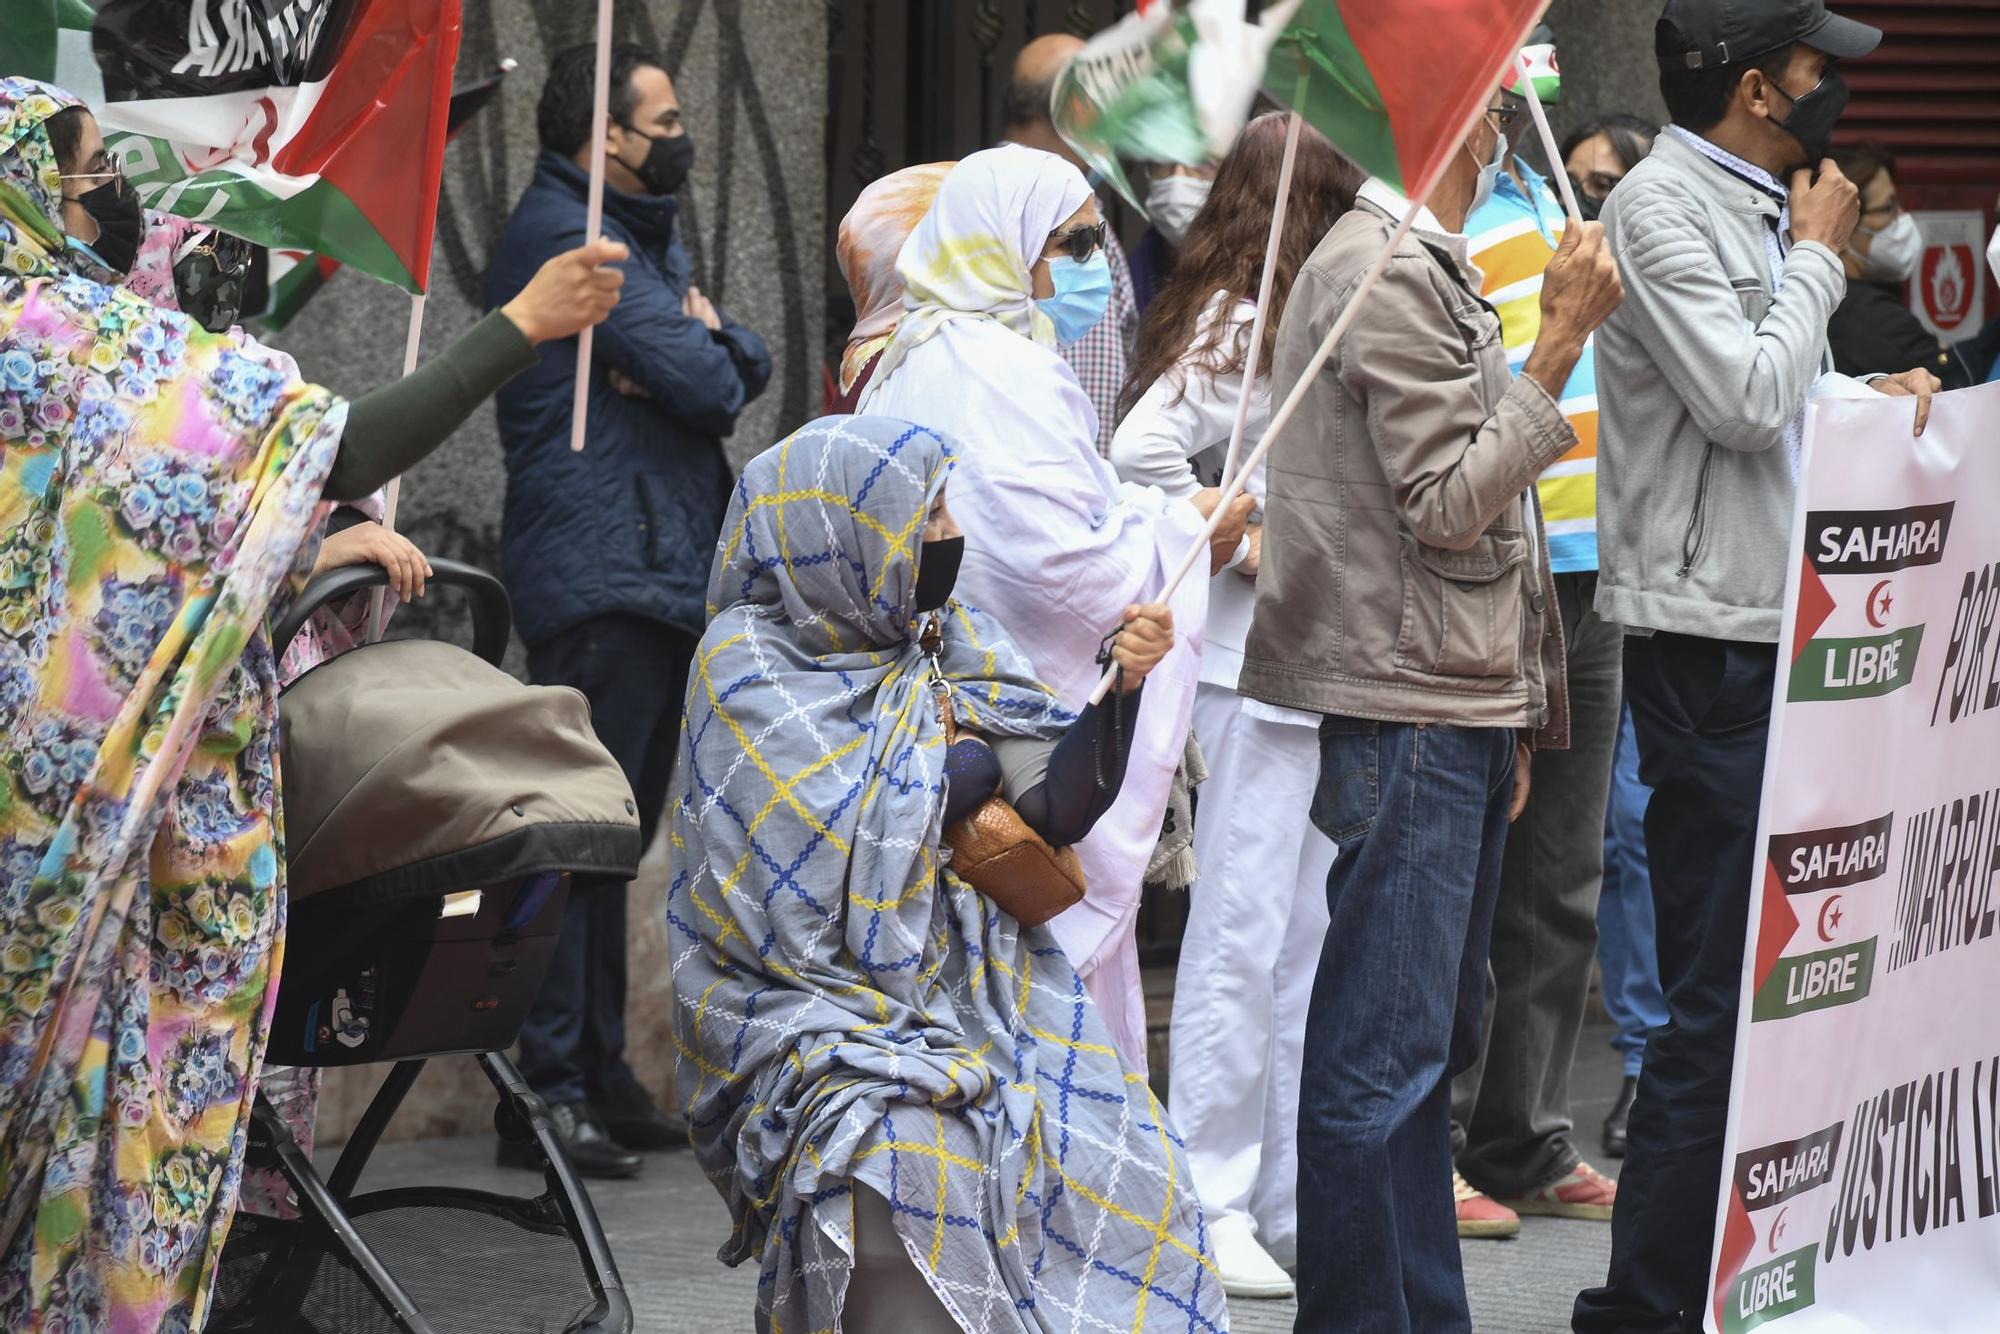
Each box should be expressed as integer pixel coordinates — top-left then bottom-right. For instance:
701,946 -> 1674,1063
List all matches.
0,78 -> 622,1330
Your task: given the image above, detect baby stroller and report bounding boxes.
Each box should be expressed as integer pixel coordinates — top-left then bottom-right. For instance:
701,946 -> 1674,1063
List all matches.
207,561 -> 642,1334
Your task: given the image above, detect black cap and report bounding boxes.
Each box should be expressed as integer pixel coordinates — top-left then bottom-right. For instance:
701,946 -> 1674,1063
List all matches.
1656,0 -> 1881,70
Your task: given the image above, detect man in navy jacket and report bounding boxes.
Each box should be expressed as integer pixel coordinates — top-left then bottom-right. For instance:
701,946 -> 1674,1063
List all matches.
487,41 -> 770,1179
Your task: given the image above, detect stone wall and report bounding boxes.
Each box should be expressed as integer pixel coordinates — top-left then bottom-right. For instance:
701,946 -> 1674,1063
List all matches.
1544,1 -> 1671,152
292,0 -> 827,1144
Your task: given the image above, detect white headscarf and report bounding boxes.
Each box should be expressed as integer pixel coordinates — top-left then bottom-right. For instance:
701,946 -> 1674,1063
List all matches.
858,143 -> 1209,1072
871,143 -> 1089,381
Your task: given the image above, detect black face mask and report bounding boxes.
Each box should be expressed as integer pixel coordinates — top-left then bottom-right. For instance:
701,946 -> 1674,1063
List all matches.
618,126 -> 696,196
172,231 -> 252,332
69,178 -> 143,275
913,536 -> 964,613
1570,177 -> 1606,223
1768,66 -> 1849,167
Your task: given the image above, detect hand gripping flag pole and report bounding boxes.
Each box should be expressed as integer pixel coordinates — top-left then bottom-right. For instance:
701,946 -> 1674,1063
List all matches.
1085,201 -> 1423,705
1083,5 -> 1558,705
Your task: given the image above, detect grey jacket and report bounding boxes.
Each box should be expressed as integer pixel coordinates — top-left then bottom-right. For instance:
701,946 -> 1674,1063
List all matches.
1594,129 -> 1847,643
1239,197 -> 1573,748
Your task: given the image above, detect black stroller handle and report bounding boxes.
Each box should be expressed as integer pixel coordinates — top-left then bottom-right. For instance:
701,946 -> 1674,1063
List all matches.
273,557 -> 512,668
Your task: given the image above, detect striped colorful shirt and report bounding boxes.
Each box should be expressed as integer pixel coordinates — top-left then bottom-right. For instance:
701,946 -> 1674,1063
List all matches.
1465,158 -> 1599,573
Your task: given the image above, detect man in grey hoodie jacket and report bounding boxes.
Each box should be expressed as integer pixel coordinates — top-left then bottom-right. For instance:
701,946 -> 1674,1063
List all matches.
1576,3 -> 1939,1330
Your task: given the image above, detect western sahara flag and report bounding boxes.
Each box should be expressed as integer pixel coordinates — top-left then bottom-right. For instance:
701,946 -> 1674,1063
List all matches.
1263,0 -> 1550,201
257,65 -> 510,330
0,0 -> 462,294
1053,0 -> 1301,211
1057,0 -> 1553,212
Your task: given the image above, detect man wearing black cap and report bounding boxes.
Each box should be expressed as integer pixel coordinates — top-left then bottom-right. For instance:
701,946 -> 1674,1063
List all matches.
1578,2 -> 1940,1330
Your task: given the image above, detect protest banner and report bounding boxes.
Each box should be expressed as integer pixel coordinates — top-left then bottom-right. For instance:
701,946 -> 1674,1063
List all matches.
1706,380 -> 2000,1333
0,0 -> 461,295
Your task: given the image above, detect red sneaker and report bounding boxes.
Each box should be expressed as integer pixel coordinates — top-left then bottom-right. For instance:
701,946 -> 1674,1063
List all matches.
1454,1171 -> 1521,1239
1496,1161 -> 1618,1221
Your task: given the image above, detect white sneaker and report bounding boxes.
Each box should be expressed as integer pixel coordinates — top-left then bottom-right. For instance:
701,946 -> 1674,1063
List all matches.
1209,1213 -> 1295,1300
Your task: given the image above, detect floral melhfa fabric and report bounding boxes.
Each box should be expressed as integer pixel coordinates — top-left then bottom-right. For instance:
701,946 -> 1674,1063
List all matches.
670,415 -> 1224,1333
834,161 -> 951,394
0,77 -> 343,1331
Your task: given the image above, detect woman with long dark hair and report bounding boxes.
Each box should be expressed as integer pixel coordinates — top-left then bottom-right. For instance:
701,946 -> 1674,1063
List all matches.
1109,111 -> 1360,1300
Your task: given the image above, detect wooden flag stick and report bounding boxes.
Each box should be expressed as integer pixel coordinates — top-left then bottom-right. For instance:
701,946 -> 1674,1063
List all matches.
1085,202 -> 1424,706
569,0 -> 616,452
1517,53 -> 1582,221
1215,108 -> 1303,494
367,290 -> 427,642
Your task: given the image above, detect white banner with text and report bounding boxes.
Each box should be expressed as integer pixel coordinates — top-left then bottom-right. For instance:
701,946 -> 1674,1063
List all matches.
1707,380 -> 2000,1333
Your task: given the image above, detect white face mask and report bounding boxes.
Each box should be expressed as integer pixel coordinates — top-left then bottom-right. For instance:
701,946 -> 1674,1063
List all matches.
1146,173 -> 1211,247
1856,212 -> 1922,283
1465,127 -> 1508,218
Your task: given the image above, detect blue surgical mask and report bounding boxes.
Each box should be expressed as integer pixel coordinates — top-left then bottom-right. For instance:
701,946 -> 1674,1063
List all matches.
1467,129 -> 1508,219
1038,252 -> 1112,344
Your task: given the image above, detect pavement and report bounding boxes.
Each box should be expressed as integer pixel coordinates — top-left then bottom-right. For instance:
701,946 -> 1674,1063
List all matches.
340,1018 -> 1633,1332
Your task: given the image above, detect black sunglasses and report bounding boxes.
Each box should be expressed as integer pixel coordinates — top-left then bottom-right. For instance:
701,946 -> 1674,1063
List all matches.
1048,221 -> 1107,263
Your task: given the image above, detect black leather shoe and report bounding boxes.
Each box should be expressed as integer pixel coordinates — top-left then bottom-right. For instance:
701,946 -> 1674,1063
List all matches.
1602,1076 -> 1637,1159
596,1079 -> 689,1152
497,1100 -> 643,1179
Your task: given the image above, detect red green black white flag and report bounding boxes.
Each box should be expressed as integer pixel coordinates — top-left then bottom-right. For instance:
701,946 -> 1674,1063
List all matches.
1264,0 -> 1552,202
0,0 -> 462,295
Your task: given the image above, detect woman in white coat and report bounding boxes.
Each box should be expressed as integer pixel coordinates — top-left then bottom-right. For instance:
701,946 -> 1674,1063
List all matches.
861,143 -> 1250,1072
1110,113 -> 1360,1299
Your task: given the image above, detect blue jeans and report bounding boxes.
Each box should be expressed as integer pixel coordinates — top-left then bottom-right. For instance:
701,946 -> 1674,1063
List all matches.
1296,719 -> 1516,1334
1597,700 -> 1667,1079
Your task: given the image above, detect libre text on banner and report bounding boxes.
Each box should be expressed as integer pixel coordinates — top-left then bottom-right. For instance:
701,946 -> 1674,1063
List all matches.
0,0 -> 462,294
1707,380 -> 2000,1333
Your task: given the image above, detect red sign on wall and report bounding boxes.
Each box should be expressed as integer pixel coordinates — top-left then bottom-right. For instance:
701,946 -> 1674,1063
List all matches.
1910,211 -> 1986,338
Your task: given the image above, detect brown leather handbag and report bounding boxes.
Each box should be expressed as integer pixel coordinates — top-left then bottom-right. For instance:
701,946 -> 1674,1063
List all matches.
925,624 -> 1086,929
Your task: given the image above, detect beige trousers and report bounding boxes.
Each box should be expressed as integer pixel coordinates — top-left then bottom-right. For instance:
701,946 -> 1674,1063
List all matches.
842,1184 -> 962,1333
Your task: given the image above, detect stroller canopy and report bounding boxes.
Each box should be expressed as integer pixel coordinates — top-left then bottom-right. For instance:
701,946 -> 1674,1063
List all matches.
281,640 -> 643,906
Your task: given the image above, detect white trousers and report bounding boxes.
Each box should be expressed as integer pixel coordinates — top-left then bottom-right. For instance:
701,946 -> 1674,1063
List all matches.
1168,684 -> 1334,1266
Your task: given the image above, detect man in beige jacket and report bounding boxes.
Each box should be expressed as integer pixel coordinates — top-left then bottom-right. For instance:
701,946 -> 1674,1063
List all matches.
1239,92 -> 1623,1330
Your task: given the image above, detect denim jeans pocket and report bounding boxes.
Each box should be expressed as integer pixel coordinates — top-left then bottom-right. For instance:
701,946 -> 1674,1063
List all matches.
1311,717 -> 1380,843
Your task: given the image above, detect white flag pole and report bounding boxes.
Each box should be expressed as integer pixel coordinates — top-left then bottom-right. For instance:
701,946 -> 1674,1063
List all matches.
1214,108 -> 1303,493
569,0 -> 616,452
367,290 -> 427,641
1517,54 -> 1582,221
1086,202 -> 1423,706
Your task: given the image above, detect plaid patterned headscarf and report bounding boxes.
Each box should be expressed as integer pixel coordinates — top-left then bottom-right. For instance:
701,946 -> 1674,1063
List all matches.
669,414 -> 1224,1333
